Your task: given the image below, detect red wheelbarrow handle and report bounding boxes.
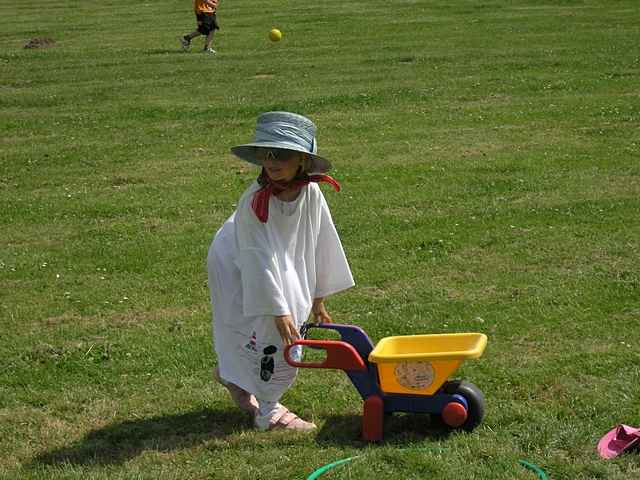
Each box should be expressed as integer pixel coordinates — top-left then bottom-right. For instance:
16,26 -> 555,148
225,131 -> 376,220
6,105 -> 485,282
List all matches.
284,339 -> 367,371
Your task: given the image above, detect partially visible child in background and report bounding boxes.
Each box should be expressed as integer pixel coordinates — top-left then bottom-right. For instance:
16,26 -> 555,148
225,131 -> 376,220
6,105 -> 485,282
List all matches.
180,0 -> 220,54
207,112 -> 354,431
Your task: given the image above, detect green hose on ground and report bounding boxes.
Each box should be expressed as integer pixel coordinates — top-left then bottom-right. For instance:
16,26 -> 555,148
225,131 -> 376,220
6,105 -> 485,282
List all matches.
306,456 -> 359,479
519,460 -> 549,479
306,455 -> 549,479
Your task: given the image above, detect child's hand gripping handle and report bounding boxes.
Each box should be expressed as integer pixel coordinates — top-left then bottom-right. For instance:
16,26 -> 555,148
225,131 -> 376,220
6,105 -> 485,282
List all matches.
284,339 -> 367,371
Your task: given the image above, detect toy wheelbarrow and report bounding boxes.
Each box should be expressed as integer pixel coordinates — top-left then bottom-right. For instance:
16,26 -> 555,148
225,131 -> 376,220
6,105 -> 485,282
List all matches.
284,323 -> 487,442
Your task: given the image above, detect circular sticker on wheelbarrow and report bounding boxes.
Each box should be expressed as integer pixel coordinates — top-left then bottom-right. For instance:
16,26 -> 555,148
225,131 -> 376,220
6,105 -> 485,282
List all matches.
394,362 -> 435,389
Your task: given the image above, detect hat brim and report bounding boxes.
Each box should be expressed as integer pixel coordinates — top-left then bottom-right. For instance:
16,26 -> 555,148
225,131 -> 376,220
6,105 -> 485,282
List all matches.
231,143 -> 332,174
597,424 -> 640,459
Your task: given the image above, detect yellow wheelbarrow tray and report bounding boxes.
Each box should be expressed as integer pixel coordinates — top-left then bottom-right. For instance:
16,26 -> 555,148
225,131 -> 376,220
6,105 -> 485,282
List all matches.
369,333 -> 488,395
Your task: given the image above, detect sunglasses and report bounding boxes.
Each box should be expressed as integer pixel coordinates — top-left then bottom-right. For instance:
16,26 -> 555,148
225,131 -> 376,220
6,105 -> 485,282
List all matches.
256,148 -> 301,163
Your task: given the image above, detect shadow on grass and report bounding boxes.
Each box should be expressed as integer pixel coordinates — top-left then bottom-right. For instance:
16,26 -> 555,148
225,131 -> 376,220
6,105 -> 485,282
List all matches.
32,408 -> 250,467
315,413 -> 453,447
143,48 -> 185,55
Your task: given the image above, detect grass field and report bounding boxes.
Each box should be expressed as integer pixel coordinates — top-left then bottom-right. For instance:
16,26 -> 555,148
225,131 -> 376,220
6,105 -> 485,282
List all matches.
2,0 -> 640,478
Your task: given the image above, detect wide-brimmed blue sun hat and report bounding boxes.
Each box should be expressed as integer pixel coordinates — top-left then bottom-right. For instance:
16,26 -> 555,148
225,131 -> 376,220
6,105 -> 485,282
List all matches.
231,111 -> 332,173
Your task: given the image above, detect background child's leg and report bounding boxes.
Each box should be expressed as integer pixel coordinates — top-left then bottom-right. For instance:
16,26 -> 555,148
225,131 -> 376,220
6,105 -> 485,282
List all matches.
180,30 -> 201,49
204,31 -> 215,51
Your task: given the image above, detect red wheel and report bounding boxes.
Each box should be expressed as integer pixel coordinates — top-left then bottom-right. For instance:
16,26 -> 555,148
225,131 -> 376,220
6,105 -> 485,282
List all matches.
442,401 -> 468,427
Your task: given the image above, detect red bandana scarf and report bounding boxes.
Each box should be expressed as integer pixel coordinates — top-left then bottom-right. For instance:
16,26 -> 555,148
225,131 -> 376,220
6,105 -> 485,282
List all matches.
251,169 -> 341,223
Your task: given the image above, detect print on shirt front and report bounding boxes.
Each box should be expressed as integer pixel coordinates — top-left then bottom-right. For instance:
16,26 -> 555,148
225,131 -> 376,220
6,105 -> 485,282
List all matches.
235,329 -> 297,390
260,345 -> 277,381
194,0 -> 217,14
245,331 -> 258,352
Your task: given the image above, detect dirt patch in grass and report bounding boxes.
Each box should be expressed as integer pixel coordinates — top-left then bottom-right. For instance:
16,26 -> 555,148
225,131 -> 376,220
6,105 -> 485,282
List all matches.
357,285 -> 390,299
24,37 -> 56,49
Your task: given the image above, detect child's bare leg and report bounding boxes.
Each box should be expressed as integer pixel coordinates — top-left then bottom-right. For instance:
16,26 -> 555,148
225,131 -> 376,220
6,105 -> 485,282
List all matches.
204,31 -> 215,50
185,30 -> 201,41
213,368 -> 258,414
180,30 -> 201,50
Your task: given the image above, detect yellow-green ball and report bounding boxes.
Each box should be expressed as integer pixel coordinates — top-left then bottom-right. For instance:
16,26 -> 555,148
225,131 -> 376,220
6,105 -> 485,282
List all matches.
269,28 -> 283,42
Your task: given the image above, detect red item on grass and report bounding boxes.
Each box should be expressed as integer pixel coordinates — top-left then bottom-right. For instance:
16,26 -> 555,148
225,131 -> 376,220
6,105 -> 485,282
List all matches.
597,424 -> 640,459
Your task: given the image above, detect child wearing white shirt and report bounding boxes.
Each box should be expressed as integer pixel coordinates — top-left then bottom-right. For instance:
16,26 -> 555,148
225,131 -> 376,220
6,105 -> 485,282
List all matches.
207,112 -> 354,431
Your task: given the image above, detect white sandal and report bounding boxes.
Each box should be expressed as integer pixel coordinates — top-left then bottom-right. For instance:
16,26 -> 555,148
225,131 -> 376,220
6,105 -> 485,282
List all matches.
254,404 -> 316,432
